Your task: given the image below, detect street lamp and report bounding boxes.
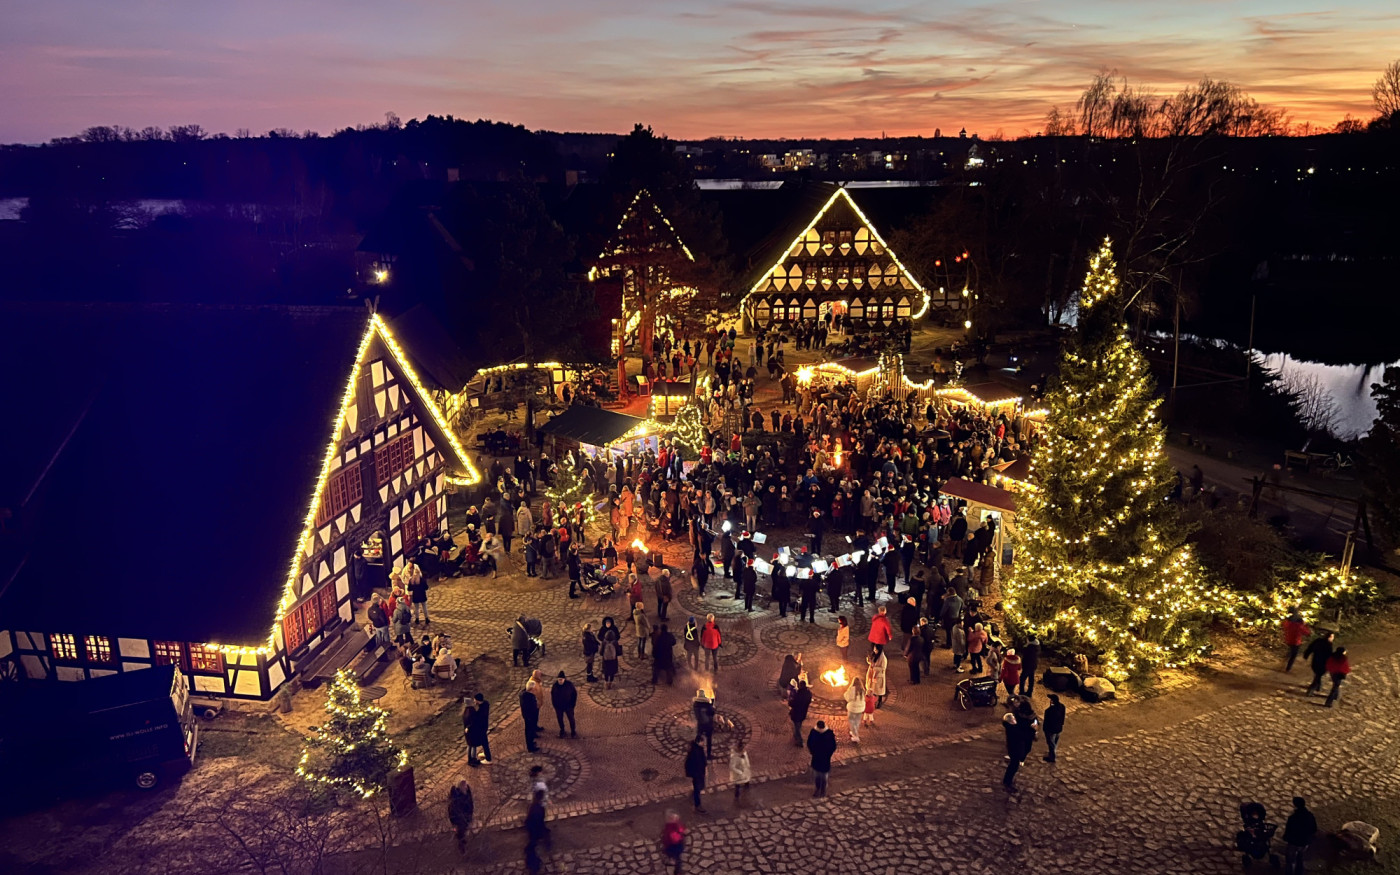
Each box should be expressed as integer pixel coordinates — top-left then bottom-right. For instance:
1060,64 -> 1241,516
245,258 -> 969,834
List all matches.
373,268 -> 390,284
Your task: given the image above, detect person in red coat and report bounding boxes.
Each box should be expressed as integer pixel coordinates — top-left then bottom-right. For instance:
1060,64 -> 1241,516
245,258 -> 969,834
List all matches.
1323,646 -> 1350,708
1281,607 -> 1310,672
700,614 -> 723,672
999,648 -> 1023,703
867,605 -> 894,655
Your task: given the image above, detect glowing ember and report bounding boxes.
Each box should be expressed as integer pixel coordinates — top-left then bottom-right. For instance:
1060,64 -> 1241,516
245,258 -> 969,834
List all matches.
821,666 -> 849,687
631,538 -> 649,553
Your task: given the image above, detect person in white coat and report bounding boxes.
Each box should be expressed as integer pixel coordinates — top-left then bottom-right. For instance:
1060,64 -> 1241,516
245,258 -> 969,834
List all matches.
844,676 -> 867,742
865,646 -> 888,708
729,740 -> 752,805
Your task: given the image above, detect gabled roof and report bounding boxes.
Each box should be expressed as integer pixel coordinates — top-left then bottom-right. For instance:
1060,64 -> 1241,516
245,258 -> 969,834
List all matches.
593,188 -> 695,267
0,303 -> 480,649
387,304 -> 480,391
734,184 -> 927,308
540,405 -> 648,447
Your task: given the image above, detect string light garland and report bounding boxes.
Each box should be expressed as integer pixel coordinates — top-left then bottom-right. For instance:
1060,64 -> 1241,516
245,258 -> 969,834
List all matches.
671,403 -> 705,454
296,669 -> 407,799
739,187 -> 927,312
206,313 -> 482,657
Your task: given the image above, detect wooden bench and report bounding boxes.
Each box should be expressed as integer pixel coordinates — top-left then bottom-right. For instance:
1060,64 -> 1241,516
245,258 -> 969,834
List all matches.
1284,450 -> 1311,472
301,627 -> 378,689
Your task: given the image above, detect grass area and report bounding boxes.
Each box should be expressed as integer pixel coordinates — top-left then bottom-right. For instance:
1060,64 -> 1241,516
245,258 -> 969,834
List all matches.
197,712 -> 305,768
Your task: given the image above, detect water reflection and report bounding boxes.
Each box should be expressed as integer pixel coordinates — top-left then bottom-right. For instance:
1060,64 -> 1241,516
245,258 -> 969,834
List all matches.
1259,352 -> 1392,439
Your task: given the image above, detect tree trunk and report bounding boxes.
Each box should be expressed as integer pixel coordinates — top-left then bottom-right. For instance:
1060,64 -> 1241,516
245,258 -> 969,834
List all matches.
638,302 -> 657,378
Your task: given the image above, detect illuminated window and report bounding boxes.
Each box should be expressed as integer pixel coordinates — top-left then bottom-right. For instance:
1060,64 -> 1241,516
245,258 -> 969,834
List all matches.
187,644 -> 224,674
153,641 -> 185,668
84,635 -> 115,664
49,633 -> 79,661
838,230 -> 854,246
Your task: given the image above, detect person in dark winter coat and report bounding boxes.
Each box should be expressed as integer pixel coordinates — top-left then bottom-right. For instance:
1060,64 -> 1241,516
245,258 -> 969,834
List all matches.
1018,637 -> 1041,696
1042,693 -> 1066,762
692,549 -> 711,596
581,623 -> 600,682
448,780 -> 474,854
741,561 -> 758,612
799,573 -> 821,623
788,679 -> 812,745
939,588 -> 962,648
1303,631 -> 1335,696
1283,796 -> 1318,874
903,632 -> 922,684
464,693 -> 492,765
524,789 -> 548,874
806,721 -> 837,797
1001,709 -> 1038,790
684,739 -> 709,812
652,624 -> 678,685
519,686 -> 541,753
899,597 -> 920,645
693,690 -> 717,758
550,672 -> 578,738
770,565 -> 791,618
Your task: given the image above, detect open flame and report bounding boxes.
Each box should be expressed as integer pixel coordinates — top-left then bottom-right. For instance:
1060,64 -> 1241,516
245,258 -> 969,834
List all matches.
821,666 -> 849,687
631,538 -> 649,553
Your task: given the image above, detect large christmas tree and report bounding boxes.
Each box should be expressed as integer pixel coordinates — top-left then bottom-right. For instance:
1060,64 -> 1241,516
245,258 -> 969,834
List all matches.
297,669 -> 407,798
547,459 -> 597,527
1004,240 -> 1211,680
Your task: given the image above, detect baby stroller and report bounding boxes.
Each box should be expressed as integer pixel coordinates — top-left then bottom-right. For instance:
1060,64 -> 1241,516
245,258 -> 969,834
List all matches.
955,676 -> 999,710
579,563 -> 621,599
1235,801 -> 1280,869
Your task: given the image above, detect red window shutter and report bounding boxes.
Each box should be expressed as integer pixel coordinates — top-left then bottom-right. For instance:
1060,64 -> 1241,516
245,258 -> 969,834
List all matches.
345,462 -> 362,504
303,597 -> 321,640
283,606 -> 306,652
318,584 -> 338,626
375,446 -> 391,486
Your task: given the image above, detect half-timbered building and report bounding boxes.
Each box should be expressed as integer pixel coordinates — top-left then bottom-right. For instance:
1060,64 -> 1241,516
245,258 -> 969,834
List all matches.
736,183 -> 931,330
0,303 -> 479,701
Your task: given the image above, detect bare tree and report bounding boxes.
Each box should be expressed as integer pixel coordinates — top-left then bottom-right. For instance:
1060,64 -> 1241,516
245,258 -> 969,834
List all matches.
1375,59 -> 1400,118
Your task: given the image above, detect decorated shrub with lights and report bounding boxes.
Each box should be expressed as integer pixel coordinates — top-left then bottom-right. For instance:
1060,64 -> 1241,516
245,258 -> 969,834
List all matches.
297,669 -> 407,798
547,460 -> 597,527
1004,239 -> 1212,680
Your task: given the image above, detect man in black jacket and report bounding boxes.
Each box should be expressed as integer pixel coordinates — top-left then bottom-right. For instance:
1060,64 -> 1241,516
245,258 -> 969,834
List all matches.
652,624 -> 677,686
1042,693 -> 1066,763
788,680 -> 812,745
684,738 -> 708,812
770,564 -> 791,618
1283,796 -> 1317,875
550,671 -> 578,739
741,560 -> 758,612
1303,631 -> 1335,696
806,721 -> 837,797
1018,637 -> 1041,697
798,572 -> 821,623
519,686 -> 541,753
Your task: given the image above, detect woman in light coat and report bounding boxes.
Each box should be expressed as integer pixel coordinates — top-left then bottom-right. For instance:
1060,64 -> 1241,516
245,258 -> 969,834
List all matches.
844,676 -> 867,742
729,740 -> 752,804
835,617 -> 850,661
632,601 -> 652,658
865,646 -> 888,708
482,532 -> 507,578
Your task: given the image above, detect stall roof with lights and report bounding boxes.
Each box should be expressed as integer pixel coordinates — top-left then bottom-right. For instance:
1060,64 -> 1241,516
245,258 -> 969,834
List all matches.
540,406 -> 649,448
0,302 -> 371,644
939,477 -> 1018,514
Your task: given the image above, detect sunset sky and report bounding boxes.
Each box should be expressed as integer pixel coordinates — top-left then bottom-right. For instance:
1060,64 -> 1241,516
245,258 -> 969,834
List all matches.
3,0 -> 1397,143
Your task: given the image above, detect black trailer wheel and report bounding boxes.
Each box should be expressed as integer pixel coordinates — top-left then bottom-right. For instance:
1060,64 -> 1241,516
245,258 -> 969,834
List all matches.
135,770 -> 159,790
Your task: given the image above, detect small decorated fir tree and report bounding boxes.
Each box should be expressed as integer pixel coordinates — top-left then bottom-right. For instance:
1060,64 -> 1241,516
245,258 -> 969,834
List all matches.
547,459 -> 596,527
671,402 -> 705,457
297,669 -> 406,798
1004,239 -> 1211,680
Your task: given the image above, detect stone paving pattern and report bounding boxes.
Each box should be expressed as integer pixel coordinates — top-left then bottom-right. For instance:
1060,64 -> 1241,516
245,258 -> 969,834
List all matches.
461,649 -> 1400,874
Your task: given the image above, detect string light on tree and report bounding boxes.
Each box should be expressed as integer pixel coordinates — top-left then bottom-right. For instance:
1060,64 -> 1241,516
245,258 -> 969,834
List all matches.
547,459 -> 598,528
1003,238 -> 1212,681
671,402 -> 705,455
296,669 -> 407,799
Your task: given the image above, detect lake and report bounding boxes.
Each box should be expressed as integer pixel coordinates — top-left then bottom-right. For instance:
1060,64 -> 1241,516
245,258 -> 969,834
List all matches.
1259,352 -> 1393,440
